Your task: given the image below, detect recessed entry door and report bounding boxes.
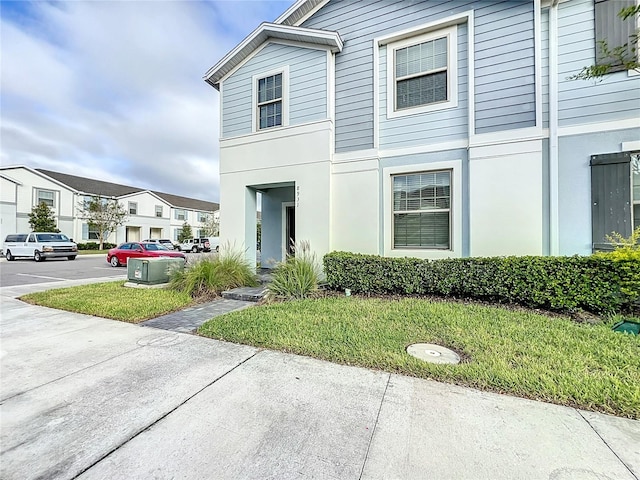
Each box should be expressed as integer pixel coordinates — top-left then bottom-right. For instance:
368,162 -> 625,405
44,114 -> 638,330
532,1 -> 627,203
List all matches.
284,203 -> 295,257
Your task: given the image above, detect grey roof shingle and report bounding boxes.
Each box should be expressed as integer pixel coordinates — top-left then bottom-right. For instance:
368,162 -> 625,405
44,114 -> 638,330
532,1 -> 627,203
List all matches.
36,169 -> 218,212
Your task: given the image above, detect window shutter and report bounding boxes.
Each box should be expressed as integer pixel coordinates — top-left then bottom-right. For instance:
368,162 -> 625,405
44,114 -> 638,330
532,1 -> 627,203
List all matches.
594,0 -> 636,69
82,223 -> 89,241
590,152 -> 632,250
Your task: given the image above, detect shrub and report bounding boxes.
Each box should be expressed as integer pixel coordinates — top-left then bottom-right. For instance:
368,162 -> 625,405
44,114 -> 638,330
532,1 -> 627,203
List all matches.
170,250 -> 258,299
76,242 -> 116,250
323,251 -> 640,315
266,241 -> 321,301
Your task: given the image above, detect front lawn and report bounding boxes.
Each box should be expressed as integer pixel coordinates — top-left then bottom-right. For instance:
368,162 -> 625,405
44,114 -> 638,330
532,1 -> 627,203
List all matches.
78,249 -> 109,255
21,281 -> 192,322
198,296 -> 640,419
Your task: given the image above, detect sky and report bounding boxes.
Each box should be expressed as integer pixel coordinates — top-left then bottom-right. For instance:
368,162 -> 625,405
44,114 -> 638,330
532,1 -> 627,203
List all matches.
0,0 -> 294,203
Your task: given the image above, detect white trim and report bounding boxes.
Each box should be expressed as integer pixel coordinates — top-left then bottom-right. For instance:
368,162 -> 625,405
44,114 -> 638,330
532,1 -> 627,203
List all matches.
467,12 -> 475,136
558,117 -> 640,137
221,119 -> 332,147
281,201 -> 295,261
217,42 -> 270,92
469,126 -> 544,148
332,158 -> 379,174
376,11 -> 472,46
549,0 -> 559,255
251,66 -> 290,133
219,81 -> 224,142
379,139 -> 468,159
274,0 -> 330,26
534,0 -> 543,129
333,148 -> 380,163
0,166 -> 78,193
385,26 -> 458,119
204,22 -> 342,89
373,38 -> 380,149
622,141 -> 640,151
382,159 -> 463,259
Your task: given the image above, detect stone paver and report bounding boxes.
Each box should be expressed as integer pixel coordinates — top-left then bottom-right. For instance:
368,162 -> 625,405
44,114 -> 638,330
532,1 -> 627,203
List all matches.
140,298 -> 254,333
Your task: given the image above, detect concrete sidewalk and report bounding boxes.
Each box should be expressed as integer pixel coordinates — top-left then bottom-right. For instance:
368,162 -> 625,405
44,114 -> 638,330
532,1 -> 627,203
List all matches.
1,285 -> 639,480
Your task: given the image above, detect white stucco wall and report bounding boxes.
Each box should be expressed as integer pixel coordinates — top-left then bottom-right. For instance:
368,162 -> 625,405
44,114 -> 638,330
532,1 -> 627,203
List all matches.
219,120 -> 333,265
469,139 -> 544,256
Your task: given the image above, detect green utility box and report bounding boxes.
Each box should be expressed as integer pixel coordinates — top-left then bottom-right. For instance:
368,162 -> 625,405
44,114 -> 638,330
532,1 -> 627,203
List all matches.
127,257 -> 185,285
612,320 -> 640,336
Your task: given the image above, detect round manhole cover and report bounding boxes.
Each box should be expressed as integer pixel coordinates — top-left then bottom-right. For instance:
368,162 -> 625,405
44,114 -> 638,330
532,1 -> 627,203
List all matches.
406,343 -> 460,364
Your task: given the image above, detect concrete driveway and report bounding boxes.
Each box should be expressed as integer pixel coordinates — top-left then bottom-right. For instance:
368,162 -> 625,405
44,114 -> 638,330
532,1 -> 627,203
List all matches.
1,281 -> 639,480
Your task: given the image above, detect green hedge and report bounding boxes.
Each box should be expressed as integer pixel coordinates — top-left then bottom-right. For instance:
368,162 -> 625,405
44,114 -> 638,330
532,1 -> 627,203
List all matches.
77,242 -> 116,250
323,252 -> 640,314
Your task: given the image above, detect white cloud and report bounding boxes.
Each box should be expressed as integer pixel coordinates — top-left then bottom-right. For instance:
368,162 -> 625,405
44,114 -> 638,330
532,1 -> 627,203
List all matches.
0,0 -> 293,202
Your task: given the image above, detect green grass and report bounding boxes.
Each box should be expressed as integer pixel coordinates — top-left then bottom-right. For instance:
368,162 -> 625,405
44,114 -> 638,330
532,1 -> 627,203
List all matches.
198,296 -> 640,419
21,281 -> 192,322
78,250 -> 109,255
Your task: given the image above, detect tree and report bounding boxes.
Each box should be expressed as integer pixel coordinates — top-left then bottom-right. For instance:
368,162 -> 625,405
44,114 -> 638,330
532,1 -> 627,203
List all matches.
28,202 -> 60,232
178,222 -> 193,242
201,213 -> 220,236
78,196 -> 128,250
570,5 -> 640,80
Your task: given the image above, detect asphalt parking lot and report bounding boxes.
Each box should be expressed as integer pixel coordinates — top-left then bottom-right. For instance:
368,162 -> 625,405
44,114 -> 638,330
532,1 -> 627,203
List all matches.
0,252 -> 210,288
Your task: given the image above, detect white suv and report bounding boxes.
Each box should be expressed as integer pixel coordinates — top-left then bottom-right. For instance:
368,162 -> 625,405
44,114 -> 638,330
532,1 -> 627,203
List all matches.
3,232 -> 78,262
178,238 -> 210,253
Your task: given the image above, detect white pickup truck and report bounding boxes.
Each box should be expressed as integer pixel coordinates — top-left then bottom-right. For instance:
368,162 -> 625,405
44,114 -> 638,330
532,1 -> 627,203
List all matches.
3,232 -> 78,262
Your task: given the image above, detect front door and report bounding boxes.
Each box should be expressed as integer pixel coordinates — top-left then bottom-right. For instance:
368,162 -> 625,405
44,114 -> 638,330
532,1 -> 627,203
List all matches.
285,205 -> 295,257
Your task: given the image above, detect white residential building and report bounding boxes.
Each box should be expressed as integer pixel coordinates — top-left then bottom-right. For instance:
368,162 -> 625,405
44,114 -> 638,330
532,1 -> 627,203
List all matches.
0,166 -> 219,245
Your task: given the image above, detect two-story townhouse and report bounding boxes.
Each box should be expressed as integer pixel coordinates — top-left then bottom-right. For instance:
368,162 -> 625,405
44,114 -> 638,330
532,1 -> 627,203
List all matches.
205,0 -> 639,268
0,166 -> 219,245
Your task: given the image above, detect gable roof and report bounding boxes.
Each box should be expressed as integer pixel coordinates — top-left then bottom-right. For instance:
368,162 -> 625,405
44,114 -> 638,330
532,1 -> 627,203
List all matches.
35,168 -> 218,212
204,21 -> 342,90
37,169 -> 141,197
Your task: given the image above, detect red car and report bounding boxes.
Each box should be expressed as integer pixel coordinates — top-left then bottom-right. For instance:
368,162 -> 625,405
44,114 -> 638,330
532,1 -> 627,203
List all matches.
107,242 -> 186,267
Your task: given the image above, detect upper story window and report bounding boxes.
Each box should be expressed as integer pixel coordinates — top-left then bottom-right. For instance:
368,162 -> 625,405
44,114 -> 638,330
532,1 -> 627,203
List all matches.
386,26 -> 458,119
198,212 -> 209,222
258,73 -> 283,129
128,202 -> 137,215
155,205 -> 163,217
252,67 -> 289,132
594,0 -> 638,73
36,189 -> 55,207
175,209 -> 186,221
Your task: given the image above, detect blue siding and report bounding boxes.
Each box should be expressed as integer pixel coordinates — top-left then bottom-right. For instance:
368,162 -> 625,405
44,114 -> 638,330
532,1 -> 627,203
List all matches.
474,3 -> 536,133
557,0 -> 640,127
222,43 -> 327,138
378,25 -> 468,149
542,8 -> 549,129
303,0 -> 536,151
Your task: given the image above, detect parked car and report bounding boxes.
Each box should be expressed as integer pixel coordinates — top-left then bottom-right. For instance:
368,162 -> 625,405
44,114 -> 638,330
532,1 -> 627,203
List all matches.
178,238 -> 210,253
205,237 -> 220,253
142,238 -> 175,250
107,242 -> 186,267
3,232 -> 78,262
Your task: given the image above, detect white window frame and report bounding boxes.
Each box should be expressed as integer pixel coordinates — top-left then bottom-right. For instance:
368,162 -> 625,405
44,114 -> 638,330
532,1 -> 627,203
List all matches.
383,159 -> 462,259
36,189 -> 55,207
392,170 -> 452,250
175,209 -> 186,221
386,26 -> 458,119
155,205 -> 163,217
128,201 -> 138,215
174,228 -> 183,241
198,212 -> 209,223
251,66 -> 290,132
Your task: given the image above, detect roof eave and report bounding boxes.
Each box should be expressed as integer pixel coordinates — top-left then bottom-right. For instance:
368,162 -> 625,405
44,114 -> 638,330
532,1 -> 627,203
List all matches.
204,22 -> 342,90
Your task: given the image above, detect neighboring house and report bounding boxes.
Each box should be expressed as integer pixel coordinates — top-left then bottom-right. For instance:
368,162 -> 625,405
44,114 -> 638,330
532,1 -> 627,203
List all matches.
0,166 -> 219,245
204,0 -> 640,268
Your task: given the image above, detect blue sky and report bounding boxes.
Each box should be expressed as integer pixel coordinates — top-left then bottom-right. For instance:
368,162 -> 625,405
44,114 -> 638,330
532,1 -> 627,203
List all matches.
0,0 -> 294,202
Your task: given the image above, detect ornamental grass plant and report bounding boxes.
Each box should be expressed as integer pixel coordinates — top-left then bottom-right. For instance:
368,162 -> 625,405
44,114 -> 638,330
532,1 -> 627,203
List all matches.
266,240 -> 322,301
169,248 -> 258,299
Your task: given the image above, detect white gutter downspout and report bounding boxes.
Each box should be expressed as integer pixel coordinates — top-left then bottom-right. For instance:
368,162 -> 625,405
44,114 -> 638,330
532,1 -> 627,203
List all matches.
549,0 -> 560,255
